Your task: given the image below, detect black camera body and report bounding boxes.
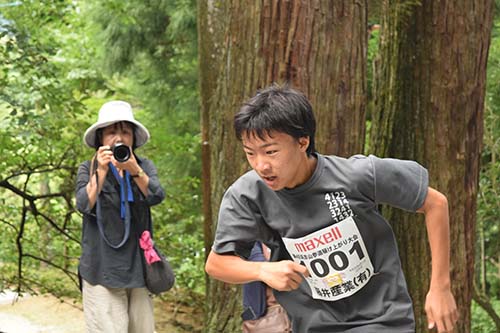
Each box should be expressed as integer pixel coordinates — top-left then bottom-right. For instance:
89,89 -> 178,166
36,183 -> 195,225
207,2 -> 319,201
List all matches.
112,143 -> 131,162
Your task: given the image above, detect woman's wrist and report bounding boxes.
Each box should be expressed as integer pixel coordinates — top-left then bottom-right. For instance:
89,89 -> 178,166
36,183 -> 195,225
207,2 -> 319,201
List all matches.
132,166 -> 145,178
97,165 -> 108,174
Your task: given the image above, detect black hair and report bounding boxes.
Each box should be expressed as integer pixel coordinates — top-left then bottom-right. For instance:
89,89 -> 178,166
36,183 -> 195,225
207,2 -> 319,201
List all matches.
94,121 -> 138,149
234,84 -> 316,156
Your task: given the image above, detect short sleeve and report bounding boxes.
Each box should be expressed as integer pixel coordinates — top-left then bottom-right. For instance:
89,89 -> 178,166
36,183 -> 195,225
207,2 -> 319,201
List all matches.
369,155 -> 429,212
212,186 -> 272,259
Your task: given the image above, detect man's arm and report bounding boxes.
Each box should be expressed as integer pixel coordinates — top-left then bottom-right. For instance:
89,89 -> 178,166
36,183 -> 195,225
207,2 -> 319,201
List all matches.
205,250 -> 308,291
417,187 -> 458,332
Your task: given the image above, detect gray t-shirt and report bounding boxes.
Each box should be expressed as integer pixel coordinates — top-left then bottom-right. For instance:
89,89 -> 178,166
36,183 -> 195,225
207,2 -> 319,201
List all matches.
212,154 -> 428,333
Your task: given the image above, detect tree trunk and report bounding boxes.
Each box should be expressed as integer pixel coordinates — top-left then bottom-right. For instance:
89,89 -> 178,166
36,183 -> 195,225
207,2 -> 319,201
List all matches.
371,1 -> 494,332
199,1 -> 367,331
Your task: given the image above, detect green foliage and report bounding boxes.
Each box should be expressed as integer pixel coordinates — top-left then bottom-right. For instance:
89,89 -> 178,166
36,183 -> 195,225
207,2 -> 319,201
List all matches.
473,9 -> 500,329
87,0 -> 198,129
365,24 -> 380,153
0,0 -> 105,296
477,14 -> 500,298
149,131 -> 204,295
472,299 -> 500,333
366,27 -> 380,103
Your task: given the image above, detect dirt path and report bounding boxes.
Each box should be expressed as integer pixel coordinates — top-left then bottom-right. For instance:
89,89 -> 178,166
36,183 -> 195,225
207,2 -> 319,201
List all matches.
0,290 -> 203,333
0,291 -> 84,333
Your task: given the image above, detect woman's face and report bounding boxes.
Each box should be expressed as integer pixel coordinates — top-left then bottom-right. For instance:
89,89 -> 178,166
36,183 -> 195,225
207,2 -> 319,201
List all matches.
101,122 -> 134,148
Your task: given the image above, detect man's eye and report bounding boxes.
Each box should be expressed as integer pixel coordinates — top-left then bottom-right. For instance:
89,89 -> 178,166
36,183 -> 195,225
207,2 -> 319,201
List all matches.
266,150 -> 277,155
245,151 -> 254,156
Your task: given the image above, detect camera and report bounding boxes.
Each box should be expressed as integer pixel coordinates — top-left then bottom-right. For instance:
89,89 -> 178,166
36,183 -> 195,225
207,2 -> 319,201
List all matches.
112,143 -> 131,162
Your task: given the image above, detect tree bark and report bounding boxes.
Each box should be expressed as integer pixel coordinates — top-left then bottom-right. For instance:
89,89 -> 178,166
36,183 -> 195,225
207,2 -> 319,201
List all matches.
371,1 -> 494,332
199,1 -> 367,331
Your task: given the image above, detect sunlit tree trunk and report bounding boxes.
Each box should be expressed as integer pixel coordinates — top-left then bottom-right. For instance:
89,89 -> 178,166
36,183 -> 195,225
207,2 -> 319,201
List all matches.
199,1 -> 367,331
370,1 -> 494,332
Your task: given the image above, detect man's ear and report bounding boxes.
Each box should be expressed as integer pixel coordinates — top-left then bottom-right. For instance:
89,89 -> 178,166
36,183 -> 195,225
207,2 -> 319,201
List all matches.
298,136 -> 310,152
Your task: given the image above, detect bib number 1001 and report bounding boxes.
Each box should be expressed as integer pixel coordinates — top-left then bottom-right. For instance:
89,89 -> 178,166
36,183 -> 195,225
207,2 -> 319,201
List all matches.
300,240 -> 365,277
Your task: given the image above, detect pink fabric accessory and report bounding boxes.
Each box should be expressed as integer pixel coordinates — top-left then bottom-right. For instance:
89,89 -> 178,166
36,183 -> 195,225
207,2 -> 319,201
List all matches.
139,230 -> 175,294
140,231 -> 161,265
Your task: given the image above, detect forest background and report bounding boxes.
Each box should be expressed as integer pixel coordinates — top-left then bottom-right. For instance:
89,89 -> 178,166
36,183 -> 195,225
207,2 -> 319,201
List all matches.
0,1 -> 499,332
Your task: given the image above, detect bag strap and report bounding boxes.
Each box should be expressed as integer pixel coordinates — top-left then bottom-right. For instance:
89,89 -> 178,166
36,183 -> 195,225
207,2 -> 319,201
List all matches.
90,155 -> 131,249
96,196 -> 131,249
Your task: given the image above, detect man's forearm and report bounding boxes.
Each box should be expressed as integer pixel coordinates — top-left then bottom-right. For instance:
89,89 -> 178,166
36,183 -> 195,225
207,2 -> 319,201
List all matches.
205,250 -> 262,284
423,189 -> 451,289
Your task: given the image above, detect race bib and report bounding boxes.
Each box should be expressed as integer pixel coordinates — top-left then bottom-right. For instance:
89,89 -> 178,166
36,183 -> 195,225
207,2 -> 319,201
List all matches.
282,216 -> 374,301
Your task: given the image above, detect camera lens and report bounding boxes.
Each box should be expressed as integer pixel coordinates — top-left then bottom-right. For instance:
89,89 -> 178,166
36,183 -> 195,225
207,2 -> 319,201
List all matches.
112,143 -> 130,162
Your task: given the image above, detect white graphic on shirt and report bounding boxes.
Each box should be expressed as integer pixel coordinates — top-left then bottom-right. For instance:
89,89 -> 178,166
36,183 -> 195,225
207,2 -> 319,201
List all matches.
324,191 -> 354,223
282,216 -> 374,301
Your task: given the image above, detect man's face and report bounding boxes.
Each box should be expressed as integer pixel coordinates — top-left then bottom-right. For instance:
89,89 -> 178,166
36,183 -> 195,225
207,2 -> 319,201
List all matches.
242,131 -> 310,191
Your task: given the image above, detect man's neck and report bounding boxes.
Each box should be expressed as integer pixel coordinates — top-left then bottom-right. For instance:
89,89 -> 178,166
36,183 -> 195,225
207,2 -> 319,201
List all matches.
287,154 -> 317,189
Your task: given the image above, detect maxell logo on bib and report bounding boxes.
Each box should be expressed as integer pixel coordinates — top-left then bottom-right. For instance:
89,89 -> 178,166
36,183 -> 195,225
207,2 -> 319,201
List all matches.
283,216 -> 374,301
294,226 -> 342,252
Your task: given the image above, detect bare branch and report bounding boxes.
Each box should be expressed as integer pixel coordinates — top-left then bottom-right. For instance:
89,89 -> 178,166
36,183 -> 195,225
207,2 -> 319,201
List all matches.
1,180 -> 79,243
1,160 -> 76,185
0,217 -> 19,232
23,253 -> 79,287
0,179 -> 36,202
472,283 -> 500,331
35,210 -> 79,243
0,179 -> 68,202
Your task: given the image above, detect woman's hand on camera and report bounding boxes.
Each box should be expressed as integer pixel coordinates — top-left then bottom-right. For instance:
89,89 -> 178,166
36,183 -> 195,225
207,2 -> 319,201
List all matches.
112,146 -> 142,176
100,144 -> 142,179
96,145 -> 113,173
117,151 -> 139,175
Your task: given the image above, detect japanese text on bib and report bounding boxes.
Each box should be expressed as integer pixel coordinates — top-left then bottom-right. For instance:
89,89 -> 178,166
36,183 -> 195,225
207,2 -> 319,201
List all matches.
283,216 -> 374,301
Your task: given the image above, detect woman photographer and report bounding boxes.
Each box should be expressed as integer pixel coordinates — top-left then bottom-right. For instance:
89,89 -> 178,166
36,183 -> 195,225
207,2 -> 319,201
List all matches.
75,101 -> 165,333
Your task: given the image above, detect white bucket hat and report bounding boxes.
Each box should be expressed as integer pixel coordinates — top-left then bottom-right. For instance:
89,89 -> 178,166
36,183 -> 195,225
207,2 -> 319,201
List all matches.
83,101 -> 150,148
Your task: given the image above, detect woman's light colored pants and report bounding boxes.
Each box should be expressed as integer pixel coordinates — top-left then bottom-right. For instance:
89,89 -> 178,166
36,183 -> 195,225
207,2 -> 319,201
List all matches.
82,280 -> 154,333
